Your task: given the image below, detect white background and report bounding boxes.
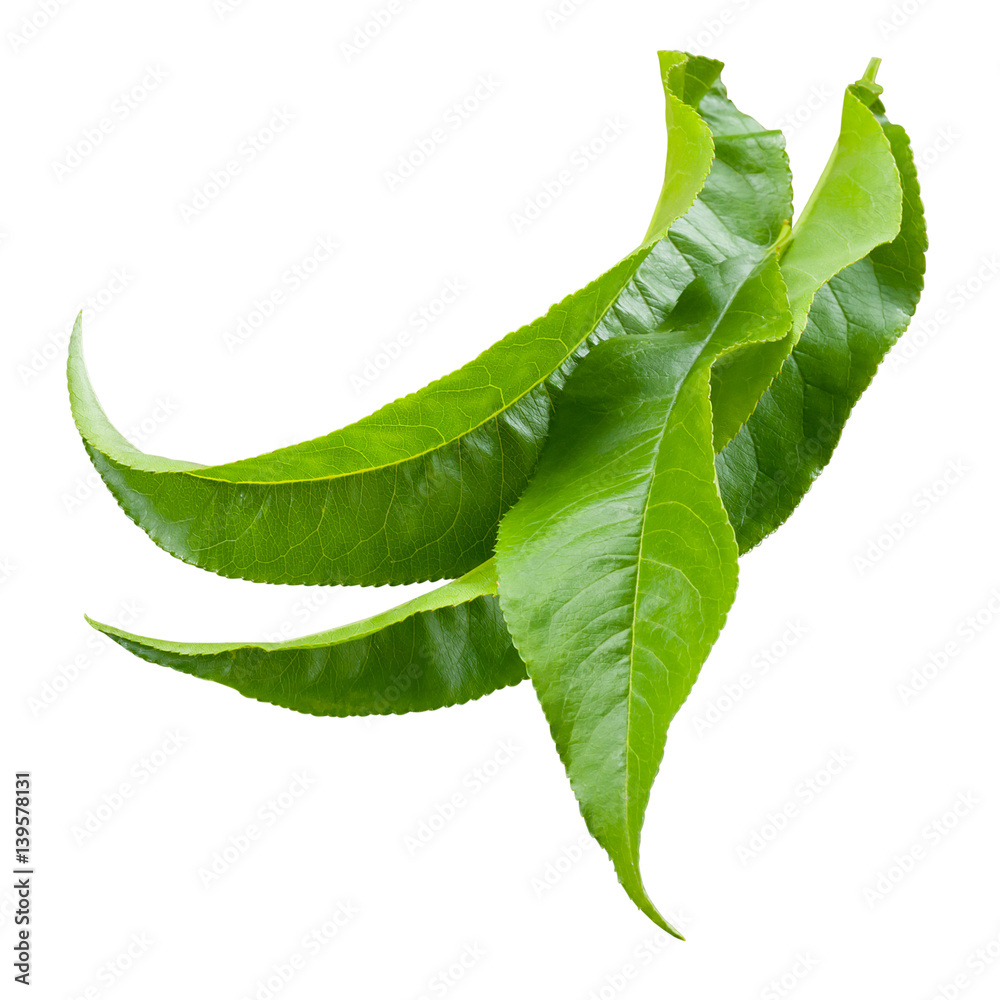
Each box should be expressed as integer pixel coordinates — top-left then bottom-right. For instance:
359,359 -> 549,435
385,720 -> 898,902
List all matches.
3,0 -> 999,996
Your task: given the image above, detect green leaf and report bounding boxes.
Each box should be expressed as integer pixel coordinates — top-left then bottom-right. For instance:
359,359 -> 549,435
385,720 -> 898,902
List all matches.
88,562 -> 524,717
490,55 -> 804,932
709,57 -> 903,450
495,252 -> 790,935
490,72 -> 798,925
68,51 -> 716,589
717,69 -> 926,551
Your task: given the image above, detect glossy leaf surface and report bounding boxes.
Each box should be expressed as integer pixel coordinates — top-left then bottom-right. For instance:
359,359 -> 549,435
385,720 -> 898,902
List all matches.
493,53 -> 798,929
495,269 -> 788,934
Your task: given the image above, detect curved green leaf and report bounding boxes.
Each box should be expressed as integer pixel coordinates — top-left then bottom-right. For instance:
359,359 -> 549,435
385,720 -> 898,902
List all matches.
709,57 -> 903,450
68,52 -> 716,589
89,562 -> 524,717
717,74 -> 926,550
493,59 -> 798,929
496,257 -> 789,936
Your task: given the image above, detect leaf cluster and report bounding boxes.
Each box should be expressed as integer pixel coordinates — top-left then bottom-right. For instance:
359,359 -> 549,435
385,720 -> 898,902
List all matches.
69,52 -> 926,933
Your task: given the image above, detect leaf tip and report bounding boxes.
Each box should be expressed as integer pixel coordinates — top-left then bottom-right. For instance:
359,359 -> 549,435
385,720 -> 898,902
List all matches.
617,865 -> 687,939
660,920 -> 686,942
69,311 -> 84,358
639,896 -> 686,940
84,614 -> 111,637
